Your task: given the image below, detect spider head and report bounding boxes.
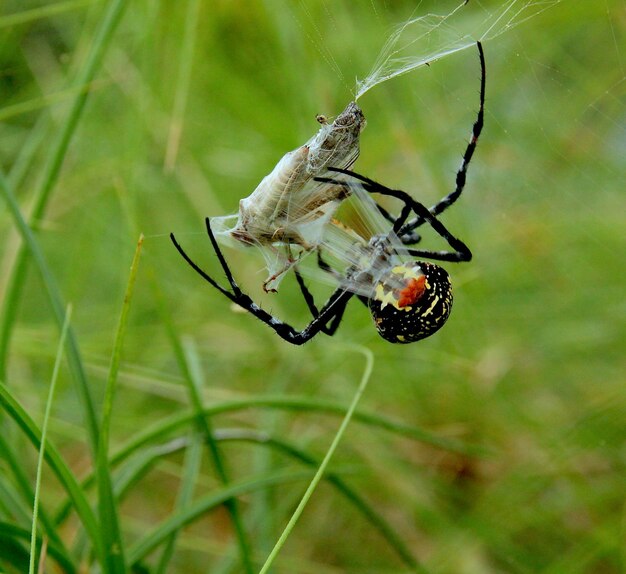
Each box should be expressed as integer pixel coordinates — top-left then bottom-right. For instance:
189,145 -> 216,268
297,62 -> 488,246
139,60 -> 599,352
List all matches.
368,261 -> 453,344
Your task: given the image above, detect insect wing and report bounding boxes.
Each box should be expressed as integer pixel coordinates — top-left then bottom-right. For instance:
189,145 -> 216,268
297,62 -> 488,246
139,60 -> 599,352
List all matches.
298,180 -> 411,299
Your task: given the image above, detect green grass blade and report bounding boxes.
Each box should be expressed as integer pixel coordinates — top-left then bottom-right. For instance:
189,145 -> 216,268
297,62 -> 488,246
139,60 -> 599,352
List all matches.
46,395 -> 482,527
0,0 -> 128,442
183,340 -> 255,573
0,433 -> 70,559
153,275 -> 254,573
114,439 -> 190,502
23,0 -> 128,222
216,428 -> 420,570
53,391 -> 485,530
127,468 -> 317,566
54,427 -> 418,568
258,344 -> 376,574
0,479 -> 32,526
0,0 -> 94,29
96,234 -> 144,574
0,521 -> 76,574
0,170 -> 99,461
155,432 -> 203,574
6,114 -> 50,190
29,305 -> 73,574
163,0 -> 201,172
0,523 -> 30,573
108,395 -> 486,468
125,421 -> 420,571
0,382 -> 101,560
53,441 -> 189,533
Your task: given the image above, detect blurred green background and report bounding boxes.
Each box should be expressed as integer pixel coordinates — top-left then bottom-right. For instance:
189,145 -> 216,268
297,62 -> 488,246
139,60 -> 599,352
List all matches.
1,1 -> 624,573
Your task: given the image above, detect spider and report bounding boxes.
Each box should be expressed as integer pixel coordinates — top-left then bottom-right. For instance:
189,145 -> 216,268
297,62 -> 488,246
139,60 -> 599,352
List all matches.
170,42 -> 485,345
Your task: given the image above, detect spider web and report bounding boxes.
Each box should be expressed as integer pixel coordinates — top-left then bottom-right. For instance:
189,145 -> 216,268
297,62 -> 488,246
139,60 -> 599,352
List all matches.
354,0 -> 564,99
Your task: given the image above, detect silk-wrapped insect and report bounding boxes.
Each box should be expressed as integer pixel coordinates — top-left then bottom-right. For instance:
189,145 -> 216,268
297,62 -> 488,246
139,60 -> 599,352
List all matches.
212,101 -> 366,292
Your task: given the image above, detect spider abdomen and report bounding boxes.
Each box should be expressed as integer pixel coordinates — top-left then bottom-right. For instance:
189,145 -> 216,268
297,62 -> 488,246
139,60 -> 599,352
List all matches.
368,262 -> 453,343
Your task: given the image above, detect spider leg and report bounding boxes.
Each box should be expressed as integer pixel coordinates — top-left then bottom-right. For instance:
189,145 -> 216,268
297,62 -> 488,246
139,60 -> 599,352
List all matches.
394,202 -> 414,234
401,41 -> 485,235
324,42 -> 485,240
315,171 -> 419,236
364,180 -> 472,262
314,174 -> 417,235
170,220 -> 355,345
170,231 -> 241,302
377,197 -> 422,244
396,230 -> 422,245
316,169 -> 423,245
318,168 -> 423,243
315,177 -> 472,263
293,267 -> 348,335
293,248 -> 352,335
375,202 -> 418,240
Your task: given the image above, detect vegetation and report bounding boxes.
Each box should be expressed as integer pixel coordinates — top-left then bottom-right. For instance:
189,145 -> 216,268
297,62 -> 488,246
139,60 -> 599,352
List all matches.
0,1 -> 624,572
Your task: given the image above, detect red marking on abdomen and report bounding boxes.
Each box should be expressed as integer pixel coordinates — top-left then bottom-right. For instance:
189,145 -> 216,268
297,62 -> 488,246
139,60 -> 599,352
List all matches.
398,275 -> 427,307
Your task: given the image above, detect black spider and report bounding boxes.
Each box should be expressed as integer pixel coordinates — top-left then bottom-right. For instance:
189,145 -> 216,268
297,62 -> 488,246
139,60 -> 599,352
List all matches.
170,42 -> 485,345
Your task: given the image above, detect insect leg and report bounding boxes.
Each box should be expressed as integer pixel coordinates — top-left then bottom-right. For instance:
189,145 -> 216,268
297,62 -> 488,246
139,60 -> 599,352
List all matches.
171,223 -> 355,344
